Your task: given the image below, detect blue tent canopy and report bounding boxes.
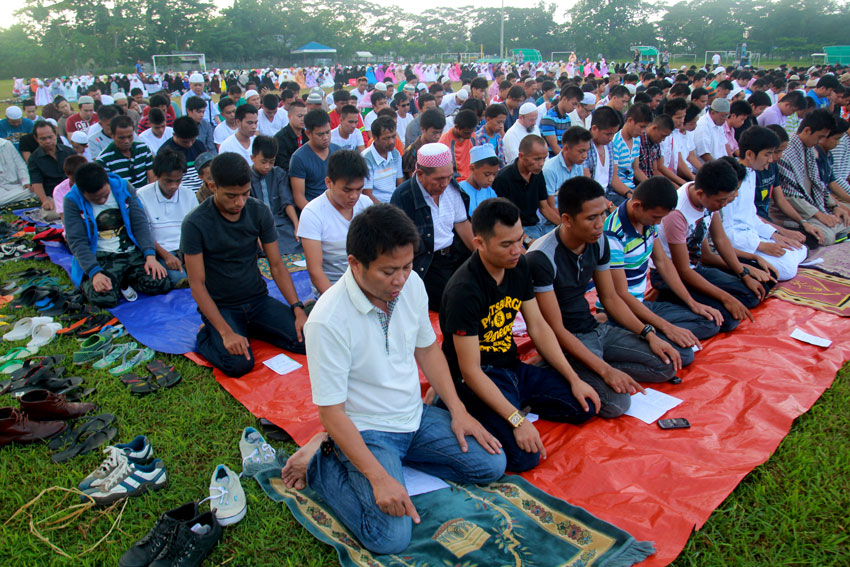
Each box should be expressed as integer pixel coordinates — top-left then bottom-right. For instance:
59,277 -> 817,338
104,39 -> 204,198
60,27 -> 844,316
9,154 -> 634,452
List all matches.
291,41 -> 337,54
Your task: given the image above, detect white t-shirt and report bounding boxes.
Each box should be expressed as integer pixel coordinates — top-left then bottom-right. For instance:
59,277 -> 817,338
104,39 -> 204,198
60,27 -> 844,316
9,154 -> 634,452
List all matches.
138,127 -> 173,156
214,121 -> 238,145
305,267 -> 435,433
218,133 -> 255,165
257,109 -> 287,137
331,127 -> 364,151
395,113 -> 414,141
297,191 -> 373,294
592,144 -> 611,189
91,192 -> 129,254
363,110 -> 378,131
694,113 -> 727,163
137,181 -> 198,252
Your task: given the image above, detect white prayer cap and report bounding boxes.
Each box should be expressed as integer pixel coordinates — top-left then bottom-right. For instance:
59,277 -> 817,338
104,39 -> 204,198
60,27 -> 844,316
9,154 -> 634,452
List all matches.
374,82 -> 387,92
5,106 -> 22,119
417,82 -> 427,91
100,94 -> 114,105
714,66 -> 726,74
44,118 -> 57,127
189,73 -> 204,83
417,143 -> 453,168
245,89 -> 259,99
456,89 -> 469,101
519,102 -> 537,115
581,93 -> 597,105
113,92 -> 127,100
70,131 -> 88,144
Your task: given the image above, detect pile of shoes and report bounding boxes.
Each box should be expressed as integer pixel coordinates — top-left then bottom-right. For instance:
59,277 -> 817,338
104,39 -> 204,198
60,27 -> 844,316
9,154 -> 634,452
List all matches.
0,387 -> 95,447
0,355 -> 91,400
77,435 -> 167,504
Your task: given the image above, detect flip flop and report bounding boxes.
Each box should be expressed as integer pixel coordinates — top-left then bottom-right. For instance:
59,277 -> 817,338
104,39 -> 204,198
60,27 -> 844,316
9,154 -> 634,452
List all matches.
10,374 -> 81,399
92,341 -> 138,370
128,370 -> 181,395
49,414 -> 117,464
77,315 -> 119,337
27,322 -> 62,349
0,359 -> 24,375
0,345 -> 39,364
109,348 -> 155,376
73,334 -> 114,365
3,317 -> 54,341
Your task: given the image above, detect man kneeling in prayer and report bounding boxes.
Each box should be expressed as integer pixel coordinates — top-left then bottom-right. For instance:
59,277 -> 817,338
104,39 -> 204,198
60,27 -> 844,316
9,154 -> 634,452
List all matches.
280,204 -> 505,554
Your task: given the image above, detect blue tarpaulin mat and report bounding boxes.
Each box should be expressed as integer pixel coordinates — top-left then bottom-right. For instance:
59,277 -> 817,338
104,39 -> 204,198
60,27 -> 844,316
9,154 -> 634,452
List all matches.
43,241 -> 313,354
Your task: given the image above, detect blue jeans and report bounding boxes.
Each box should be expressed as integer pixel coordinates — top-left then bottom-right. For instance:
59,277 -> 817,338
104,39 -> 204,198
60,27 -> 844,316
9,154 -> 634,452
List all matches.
306,404 -> 506,555
195,294 -> 305,377
453,362 -> 596,473
157,249 -> 186,285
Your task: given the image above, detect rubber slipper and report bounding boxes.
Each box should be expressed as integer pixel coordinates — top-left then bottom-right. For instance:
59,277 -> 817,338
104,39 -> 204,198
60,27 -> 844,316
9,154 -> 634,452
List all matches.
77,315 -> 118,337
0,345 -> 39,364
0,359 -> 24,375
58,313 -> 102,335
98,325 -> 125,340
27,322 -> 62,349
119,372 -> 144,385
49,414 -> 117,464
146,359 -> 175,379
64,384 -> 96,402
3,316 -> 54,341
92,341 -> 138,370
12,376 -> 82,399
0,280 -> 18,294
73,334 -> 114,365
109,348 -> 155,376
128,370 -> 181,395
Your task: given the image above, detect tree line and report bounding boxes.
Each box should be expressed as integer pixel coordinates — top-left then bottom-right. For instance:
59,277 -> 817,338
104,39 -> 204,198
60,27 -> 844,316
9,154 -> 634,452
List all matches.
2,0 -> 848,78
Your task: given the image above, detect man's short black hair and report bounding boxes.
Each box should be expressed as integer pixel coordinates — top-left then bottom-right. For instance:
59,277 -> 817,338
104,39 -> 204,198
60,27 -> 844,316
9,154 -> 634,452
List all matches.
609,85 -> 630,99
591,106 -> 623,130
262,93 -> 279,111
218,97 -> 235,113
211,152 -> 251,188
766,123 -> 789,143
454,109 -> 478,130
371,116 -> 396,139
110,114 -> 134,133
739,125 -> 780,156
645,86 -> 663,98
471,197 -> 520,238
417,93 -> 436,108
97,104 -> 120,124
150,94 -> 169,108
626,103 -> 653,124
664,97 -> 688,116
690,87 -> 709,100
830,117 -> 849,137
347,203 -> 419,268
304,109 -> 330,131
633,92 -> 652,105
420,108 -> 446,131
75,162 -> 110,194
561,125 -> 592,147
339,104 -> 359,118
153,148 -> 187,177
729,100 -> 753,117
470,77 -> 488,91
34,120 -> 56,135
747,91 -> 771,109
484,103 -> 508,119
633,176 -> 678,211
147,107 -> 166,126
817,75 -> 840,90
251,135 -> 277,158
235,103 -> 257,121
669,83 -> 691,98
695,159 -> 739,196
801,108 -> 837,134
652,114 -> 675,131
186,96 -> 207,112
558,176 -> 605,217
370,91 -> 387,106
518,134 -> 546,154
332,89 -> 350,104
172,116 -> 198,139
507,85 -> 526,101
327,149 -> 369,184
279,88 -> 294,101
718,155 -> 746,182
561,85 -> 583,101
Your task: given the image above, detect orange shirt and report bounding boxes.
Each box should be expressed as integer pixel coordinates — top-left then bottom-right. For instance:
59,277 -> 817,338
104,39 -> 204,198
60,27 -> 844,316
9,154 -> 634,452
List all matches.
439,129 -> 472,181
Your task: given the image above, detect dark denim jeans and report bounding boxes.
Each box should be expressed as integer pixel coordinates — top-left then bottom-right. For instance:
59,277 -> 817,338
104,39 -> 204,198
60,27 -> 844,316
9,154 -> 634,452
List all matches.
306,404 -> 506,555
195,294 -> 305,377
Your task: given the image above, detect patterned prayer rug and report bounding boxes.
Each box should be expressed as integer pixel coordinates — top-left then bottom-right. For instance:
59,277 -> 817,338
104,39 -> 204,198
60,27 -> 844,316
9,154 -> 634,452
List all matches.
805,241 -> 850,280
254,467 -> 655,567
771,268 -> 850,316
258,254 -> 308,279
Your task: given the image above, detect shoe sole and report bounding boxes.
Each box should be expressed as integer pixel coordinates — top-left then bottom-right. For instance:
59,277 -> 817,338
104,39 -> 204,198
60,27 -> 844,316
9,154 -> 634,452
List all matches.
215,504 -> 247,526
89,478 -> 167,506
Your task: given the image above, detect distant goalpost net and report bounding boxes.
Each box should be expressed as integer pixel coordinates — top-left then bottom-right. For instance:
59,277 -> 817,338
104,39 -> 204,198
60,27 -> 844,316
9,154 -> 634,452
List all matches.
704,50 -> 732,68
551,51 -> 574,61
440,52 -> 480,64
673,53 -> 696,64
152,53 -> 207,75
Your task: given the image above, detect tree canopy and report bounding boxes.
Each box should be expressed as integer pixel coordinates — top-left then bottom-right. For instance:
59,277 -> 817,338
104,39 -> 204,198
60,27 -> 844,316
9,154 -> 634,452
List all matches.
2,0 -> 849,77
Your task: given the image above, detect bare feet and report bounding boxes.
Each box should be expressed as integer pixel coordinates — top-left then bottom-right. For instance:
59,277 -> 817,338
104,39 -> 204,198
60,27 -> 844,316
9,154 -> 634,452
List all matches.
281,432 -> 325,489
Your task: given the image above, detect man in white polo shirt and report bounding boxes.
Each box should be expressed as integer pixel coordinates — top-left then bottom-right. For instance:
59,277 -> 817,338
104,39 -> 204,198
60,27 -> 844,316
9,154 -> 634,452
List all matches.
137,148 -> 197,285
281,203 -> 504,555
362,116 -> 403,203
694,98 -> 730,164
218,104 -> 258,165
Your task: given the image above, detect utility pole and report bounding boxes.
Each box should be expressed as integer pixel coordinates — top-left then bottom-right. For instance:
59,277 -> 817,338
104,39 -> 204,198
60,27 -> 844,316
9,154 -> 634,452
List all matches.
500,0 -> 505,60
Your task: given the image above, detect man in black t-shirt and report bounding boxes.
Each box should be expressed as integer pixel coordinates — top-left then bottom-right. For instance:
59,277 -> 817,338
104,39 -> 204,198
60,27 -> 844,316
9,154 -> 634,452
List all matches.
526,177 -> 681,419
440,198 -> 599,473
181,152 -> 307,377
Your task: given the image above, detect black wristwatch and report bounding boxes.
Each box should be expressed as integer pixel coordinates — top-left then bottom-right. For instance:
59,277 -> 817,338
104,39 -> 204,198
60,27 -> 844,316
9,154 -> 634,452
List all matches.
737,266 -> 751,281
290,301 -> 305,314
639,324 -> 655,341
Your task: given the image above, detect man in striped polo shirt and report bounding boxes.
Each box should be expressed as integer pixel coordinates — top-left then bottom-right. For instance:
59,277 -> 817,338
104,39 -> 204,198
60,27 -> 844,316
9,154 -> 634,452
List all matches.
540,85 -> 583,156
97,115 -> 154,189
603,177 -> 723,368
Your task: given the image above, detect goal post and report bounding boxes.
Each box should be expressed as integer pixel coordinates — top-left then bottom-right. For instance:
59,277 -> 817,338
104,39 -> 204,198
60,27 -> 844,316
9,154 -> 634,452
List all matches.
704,50 -> 727,68
440,52 -> 480,64
151,53 -> 207,75
551,51 -> 574,61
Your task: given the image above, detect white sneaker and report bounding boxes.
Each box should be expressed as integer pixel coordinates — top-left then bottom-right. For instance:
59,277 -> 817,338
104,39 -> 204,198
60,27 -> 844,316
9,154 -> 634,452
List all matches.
207,464 -> 246,526
84,458 -> 167,505
239,427 -> 278,478
121,286 -> 138,302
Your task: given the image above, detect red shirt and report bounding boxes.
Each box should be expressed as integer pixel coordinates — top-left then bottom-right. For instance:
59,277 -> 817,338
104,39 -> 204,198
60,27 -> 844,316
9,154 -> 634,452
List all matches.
439,129 -> 473,181
65,112 -> 99,135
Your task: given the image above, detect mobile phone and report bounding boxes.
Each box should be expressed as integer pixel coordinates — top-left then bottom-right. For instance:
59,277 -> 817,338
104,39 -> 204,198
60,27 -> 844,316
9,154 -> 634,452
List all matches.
657,418 -> 690,429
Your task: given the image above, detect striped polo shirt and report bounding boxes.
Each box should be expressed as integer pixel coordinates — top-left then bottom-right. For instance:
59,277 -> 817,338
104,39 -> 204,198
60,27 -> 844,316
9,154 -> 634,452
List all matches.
97,141 -> 153,189
604,201 -> 655,302
611,131 -> 641,189
539,106 -> 572,150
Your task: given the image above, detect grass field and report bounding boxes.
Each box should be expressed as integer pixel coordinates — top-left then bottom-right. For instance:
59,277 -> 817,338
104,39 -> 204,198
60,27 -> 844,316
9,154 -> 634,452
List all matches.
0,73 -> 848,566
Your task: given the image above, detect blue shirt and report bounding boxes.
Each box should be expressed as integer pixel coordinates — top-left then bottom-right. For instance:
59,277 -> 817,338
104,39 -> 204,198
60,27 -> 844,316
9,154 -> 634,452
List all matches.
539,107 -> 572,151
541,154 -> 583,214
806,90 -> 830,109
458,180 -> 497,216
0,118 -> 34,150
612,131 -> 641,189
289,143 -> 341,203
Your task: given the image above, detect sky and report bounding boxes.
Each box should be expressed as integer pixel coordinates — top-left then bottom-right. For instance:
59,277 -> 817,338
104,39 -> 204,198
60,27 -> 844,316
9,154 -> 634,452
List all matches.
3,0 -> 573,29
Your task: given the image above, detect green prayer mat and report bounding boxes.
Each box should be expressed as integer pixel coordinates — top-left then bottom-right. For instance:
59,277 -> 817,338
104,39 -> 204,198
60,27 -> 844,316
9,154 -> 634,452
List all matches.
258,253 -> 308,279
254,468 -> 654,567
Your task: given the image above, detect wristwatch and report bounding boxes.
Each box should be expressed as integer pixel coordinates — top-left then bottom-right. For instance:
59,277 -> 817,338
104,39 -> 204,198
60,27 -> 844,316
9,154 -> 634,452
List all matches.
639,324 -> 655,341
625,190 -> 634,199
290,301 -> 305,314
737,266 -> 751,281
523,235 -> 534,247
508,410 -> 525,429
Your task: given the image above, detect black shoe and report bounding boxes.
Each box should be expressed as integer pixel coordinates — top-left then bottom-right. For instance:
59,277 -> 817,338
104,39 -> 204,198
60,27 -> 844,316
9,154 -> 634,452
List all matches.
119,502 -> 199,567
150,511 -> 223,567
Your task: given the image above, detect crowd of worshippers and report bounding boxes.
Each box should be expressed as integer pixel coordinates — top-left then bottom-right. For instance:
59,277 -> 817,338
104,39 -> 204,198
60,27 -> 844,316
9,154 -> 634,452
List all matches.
2,62 -> 849,554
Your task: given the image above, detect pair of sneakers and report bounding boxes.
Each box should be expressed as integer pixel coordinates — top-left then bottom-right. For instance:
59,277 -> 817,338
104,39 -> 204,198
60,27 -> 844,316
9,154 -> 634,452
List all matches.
119,502 -> 222,567
79,435 -> 167,505
203,427 -> 284,527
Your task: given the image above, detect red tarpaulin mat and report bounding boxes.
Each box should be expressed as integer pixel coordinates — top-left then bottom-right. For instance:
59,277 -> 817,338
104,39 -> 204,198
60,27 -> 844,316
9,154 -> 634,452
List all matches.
190,299 -> 850,566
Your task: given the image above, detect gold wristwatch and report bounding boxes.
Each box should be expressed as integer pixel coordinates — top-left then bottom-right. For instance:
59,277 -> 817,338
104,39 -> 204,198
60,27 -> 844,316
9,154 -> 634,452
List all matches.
508,410 -> 525,428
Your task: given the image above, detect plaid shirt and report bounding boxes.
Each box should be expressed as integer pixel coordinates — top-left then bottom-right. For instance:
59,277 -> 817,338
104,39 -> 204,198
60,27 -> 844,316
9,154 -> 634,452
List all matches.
375,298 -> 398,354
472,125 -> 506,166
584,141 -> 616,191
831,133 -> 850,195
638,133 -> 662,179
777,134 -> 832,213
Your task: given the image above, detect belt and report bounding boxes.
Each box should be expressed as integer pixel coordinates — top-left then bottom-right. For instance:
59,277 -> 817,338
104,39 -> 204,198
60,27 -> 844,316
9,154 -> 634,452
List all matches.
435,247 -> 452,256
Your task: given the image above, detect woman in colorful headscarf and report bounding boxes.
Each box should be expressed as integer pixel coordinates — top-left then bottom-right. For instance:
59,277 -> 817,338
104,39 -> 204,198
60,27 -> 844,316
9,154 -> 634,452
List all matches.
365,64 -> 377,85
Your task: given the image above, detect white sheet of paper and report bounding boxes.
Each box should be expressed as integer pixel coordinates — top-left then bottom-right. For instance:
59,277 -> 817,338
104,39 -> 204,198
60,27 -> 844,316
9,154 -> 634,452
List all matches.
292,259 -> 307,267
403,466 -> 449,496
800,257 -> 824,267
262,353 -> 302,375
790,328 -> 832,348
692,344 -> 701,352
624,388 -> 684,424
